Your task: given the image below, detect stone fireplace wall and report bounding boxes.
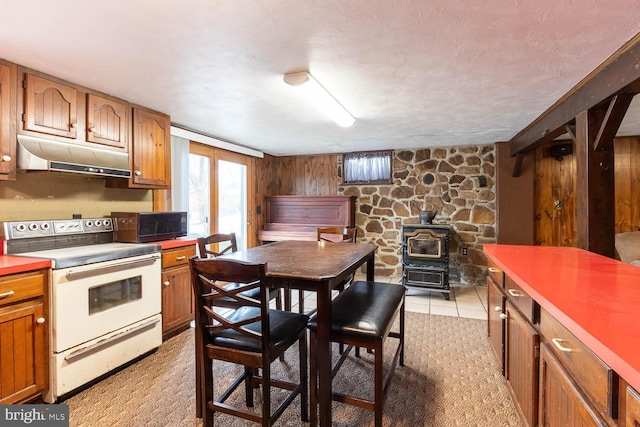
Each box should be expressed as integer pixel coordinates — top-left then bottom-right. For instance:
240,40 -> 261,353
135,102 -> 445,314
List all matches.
338,145 -> 496,285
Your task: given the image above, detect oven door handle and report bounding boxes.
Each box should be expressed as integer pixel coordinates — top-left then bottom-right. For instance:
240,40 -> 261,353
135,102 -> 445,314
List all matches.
64,318 -> 160,363
65,255 -> 160,279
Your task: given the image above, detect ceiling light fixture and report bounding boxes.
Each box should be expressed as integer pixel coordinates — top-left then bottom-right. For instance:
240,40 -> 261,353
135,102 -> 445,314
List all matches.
283,71 -> 355,127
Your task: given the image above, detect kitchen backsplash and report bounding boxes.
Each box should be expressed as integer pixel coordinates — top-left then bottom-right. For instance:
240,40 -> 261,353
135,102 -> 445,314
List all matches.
0,171 -> 152,221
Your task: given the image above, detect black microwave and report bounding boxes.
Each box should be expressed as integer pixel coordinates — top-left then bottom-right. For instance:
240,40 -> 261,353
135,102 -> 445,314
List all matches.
111,211 -> 188,243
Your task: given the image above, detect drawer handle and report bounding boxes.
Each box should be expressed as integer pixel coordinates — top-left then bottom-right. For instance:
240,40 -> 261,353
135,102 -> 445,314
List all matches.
488,267 -> 501,273
175,256 -> 186,261
507,289 -> 522,297
551,338 -> 572,352
0,290 -> 15,298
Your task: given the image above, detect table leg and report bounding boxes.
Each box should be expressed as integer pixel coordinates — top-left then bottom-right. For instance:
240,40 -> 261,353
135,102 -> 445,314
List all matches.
366,254 -> 375,281
316,282 -> 332,426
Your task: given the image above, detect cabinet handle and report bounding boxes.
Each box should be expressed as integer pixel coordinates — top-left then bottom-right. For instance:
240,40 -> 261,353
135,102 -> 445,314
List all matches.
164,280 -> 171,286
36,317 -> 45,324
507,289 -> 522,297
488,267 -> 500,273
499,313 -> 507,319
175,256 -> 186,261
1,154 -> 11,162
551,338 -> 572,352
135,170 -> 142,176
0,290 -> 15,298
494,306 -> 502,312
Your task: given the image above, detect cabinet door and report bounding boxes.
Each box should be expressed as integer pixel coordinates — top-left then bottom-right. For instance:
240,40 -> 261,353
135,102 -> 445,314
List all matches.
505,301 -> 540,427
23,73 -> 78,139
539,343 -> 606,426
0,61 -> 16,180
86,94 -> 127,150
131,107 -> 171,188
487,277 -> 505,374
627,386 -> 640,427
161,265 -> 193,337
0,301 -> 46,403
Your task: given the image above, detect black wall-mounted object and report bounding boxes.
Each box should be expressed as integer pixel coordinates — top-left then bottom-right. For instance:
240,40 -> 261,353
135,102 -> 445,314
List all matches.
550,143 -> 573,160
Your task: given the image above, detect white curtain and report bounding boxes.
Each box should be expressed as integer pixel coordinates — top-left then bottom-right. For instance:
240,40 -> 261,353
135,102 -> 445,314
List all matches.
344,151 -> 391,183
170,135 -> 190,212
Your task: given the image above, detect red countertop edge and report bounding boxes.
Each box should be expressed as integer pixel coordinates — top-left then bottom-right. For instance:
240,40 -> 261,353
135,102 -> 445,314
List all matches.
483,244 -> 640,393
0,256 -> 51,276
157,237 -> 198,250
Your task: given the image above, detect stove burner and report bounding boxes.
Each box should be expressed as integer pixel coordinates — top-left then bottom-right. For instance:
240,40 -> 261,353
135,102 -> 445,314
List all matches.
1,218 -> 160,268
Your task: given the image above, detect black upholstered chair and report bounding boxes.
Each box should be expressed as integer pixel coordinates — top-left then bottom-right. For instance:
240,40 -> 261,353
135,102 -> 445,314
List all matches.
307,280 -> 405,427
197,233 -> 281,310
190,257 -> 309,426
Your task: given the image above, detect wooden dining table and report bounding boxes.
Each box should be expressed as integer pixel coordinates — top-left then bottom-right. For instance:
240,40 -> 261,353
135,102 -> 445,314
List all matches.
220,240 -> 378,426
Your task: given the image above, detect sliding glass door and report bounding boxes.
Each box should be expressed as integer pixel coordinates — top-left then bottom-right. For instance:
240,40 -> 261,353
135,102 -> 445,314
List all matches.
188,144 -> 253,250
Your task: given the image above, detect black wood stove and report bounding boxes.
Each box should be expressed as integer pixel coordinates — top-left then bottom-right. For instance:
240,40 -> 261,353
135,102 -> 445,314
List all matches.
401,224 -> 451,299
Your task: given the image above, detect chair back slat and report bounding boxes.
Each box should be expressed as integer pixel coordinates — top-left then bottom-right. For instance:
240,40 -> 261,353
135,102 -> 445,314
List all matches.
190,257 -> 270,349
317,226 -> 357,243
199,274 -> 261,307
198,233 -> 239,258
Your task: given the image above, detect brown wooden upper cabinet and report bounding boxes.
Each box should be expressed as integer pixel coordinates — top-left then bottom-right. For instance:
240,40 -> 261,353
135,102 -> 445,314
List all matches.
22,72 -> 78,139
18,68 -> 129,153
0,59 -> 17,180
86,94 -> 127,150
130,106 -> 171,188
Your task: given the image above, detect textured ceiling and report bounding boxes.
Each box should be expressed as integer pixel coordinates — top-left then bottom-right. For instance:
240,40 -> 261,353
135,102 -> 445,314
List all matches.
1,0 -> 640,156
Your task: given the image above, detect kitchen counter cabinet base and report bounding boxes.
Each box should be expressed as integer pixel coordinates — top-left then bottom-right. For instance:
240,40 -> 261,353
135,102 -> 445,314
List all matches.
0,269 -> 48,404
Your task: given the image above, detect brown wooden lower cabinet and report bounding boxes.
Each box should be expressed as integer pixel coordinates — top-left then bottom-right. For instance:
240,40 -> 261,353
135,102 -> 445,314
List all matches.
539,343 -> 607,426
627,386 -> 640,427
505,300 -> 539,427
0,270 -> 48,403
161,245 -> 196,339
487,276 -> 505,374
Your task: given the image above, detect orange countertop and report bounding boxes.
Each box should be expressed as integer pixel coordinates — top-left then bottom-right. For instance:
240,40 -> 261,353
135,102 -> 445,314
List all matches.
0,255 -> 51,276
483,244 -> 640,392
157,237 -> 198,250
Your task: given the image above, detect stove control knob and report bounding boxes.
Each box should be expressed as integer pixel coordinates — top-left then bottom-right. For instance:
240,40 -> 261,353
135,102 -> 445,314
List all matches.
41,223 -> 50,230
28,223 -> 38,231
36,317 -> 46,324
103,219 -> 112,227
16,224 -> 26,232
95,220 -> 102,227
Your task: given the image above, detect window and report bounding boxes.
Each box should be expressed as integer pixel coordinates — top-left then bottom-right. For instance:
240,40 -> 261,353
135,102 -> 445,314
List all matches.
343,150 -> 393,184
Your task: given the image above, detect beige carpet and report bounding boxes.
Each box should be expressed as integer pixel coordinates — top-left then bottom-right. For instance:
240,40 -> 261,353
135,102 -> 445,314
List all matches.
64,313 -> 520,426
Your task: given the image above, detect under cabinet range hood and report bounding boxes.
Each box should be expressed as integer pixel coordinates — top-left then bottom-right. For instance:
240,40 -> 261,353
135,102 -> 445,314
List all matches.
17,135 -> 131,178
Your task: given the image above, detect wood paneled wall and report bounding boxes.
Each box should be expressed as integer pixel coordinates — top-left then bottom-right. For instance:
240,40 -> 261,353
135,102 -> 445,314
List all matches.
273,154 -> 339,196
615,137 -> 640,233
253,153 -> 339,242
534,136 -> 640,247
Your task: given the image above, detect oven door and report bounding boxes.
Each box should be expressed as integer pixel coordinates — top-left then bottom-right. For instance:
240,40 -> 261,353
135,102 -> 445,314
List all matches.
51,253 -> 161,353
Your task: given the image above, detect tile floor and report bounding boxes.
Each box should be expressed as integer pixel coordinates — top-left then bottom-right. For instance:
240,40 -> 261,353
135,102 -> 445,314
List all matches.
289,274 -> 488,320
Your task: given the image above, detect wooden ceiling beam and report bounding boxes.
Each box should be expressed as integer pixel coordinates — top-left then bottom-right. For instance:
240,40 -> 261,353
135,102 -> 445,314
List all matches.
593,93 -> 634,151
508,32 -> 640,156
